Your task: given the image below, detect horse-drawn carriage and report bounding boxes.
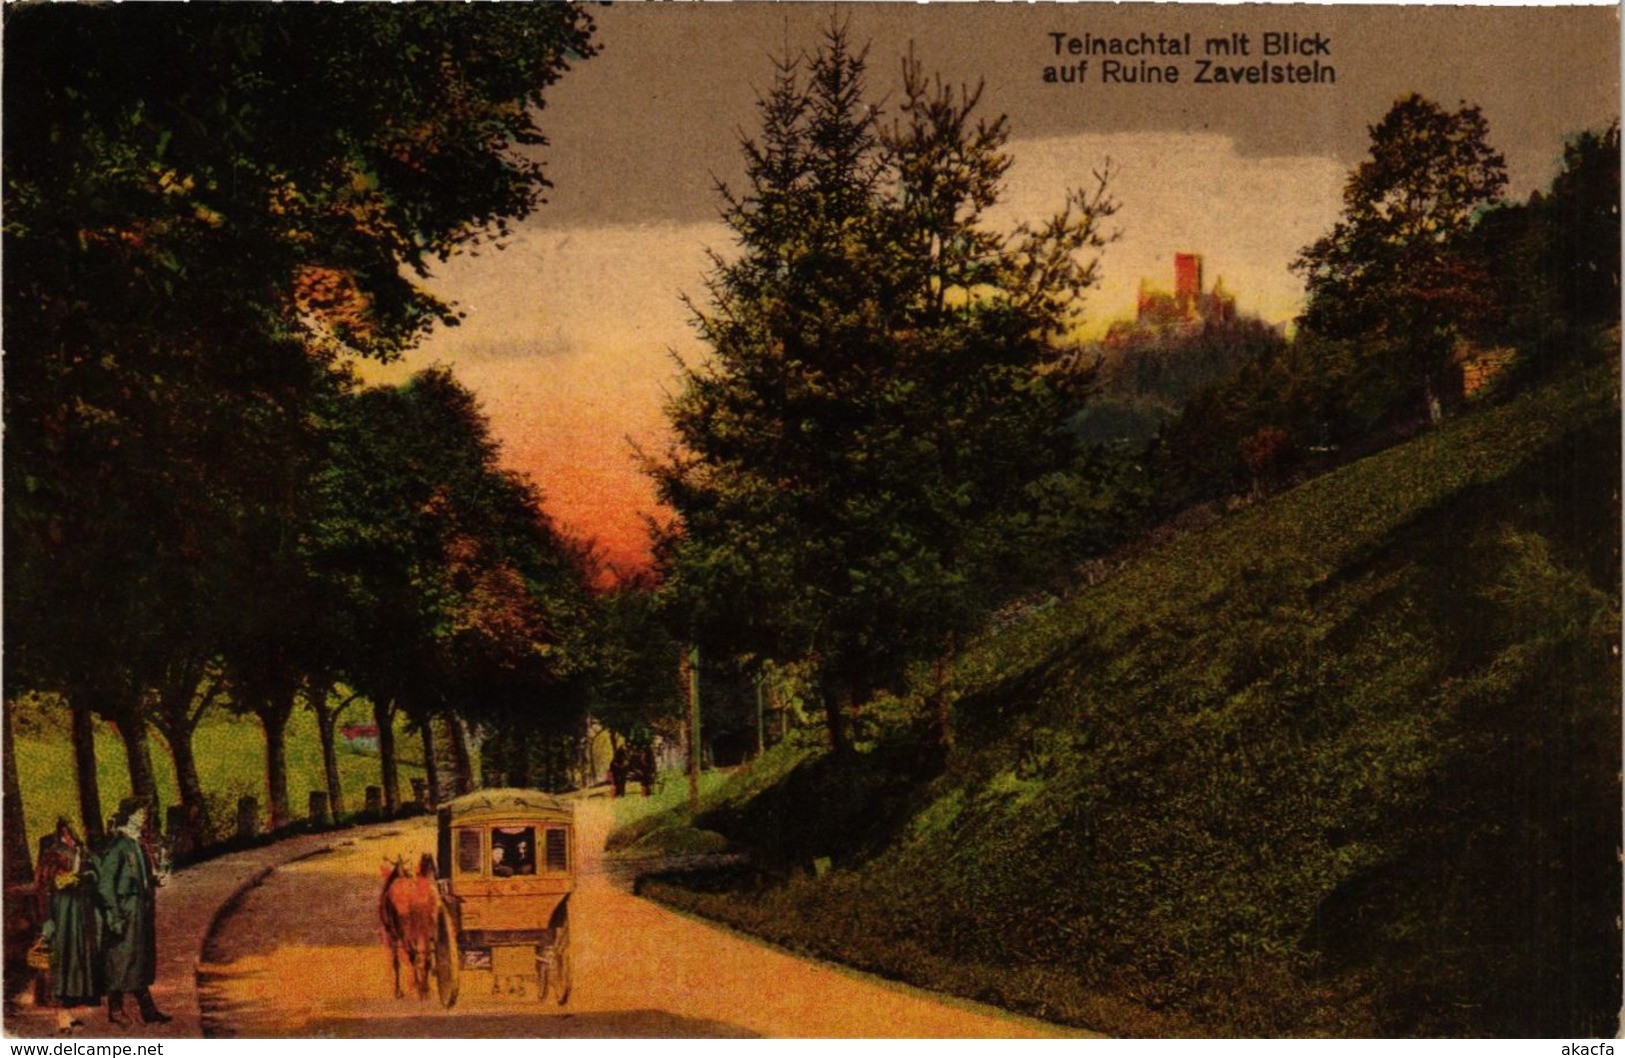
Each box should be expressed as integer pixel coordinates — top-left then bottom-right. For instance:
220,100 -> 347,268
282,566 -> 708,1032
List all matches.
430,788 -> 577,1008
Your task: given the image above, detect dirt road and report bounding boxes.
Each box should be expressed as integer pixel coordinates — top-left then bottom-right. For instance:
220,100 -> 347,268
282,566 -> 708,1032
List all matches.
199,797 -> 1076,1038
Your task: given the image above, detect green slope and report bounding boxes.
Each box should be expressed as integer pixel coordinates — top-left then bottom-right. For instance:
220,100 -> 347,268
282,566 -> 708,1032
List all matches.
622,362 -> 1622,1037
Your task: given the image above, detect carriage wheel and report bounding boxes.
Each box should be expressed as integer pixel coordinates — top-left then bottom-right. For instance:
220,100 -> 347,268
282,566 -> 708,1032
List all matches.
434,905 -> 460,1009
537,901 -> 572,1006
536,925 -> 571,1006
551,924 -> 572,1006
534,940 -> 551,1003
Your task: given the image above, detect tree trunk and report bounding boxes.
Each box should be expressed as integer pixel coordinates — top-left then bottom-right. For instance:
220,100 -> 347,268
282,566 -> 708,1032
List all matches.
265,721 -> 289,830
2,700 -> 35,998
114,711 -> 159,811
318,713 -> 344,819
686,644 -> 701,808
317,712 -> 345,821
4,704 -> 33,886
164,723 -> 207,827
755,677 -> 765,759
70,702 -> 104,844
376,698 -> 400,816
478,731 -> 501,791
932,636 -> 956,751
308,680 -> 346,820
164,729 -> 208,853
149,657 -> 216,840
448,716 -> 474,796
420,714 -> 440,805
767,677 -> 786,743
824,680 -> 851,757
257,685 -> 297,830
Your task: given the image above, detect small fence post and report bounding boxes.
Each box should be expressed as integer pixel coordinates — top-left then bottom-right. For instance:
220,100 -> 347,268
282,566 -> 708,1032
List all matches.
307,790 -> 329,827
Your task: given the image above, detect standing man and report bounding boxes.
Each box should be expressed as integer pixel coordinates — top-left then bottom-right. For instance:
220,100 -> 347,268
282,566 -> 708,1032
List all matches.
609,745 -> 629,798
636,743 -> 656,798
96,798 -> 170,1027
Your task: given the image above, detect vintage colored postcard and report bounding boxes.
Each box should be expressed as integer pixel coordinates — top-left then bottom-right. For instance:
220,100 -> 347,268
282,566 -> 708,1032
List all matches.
4,1 -> 1619,1041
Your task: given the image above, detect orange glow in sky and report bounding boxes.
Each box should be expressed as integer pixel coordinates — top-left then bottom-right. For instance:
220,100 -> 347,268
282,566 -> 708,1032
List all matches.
369,135 -> 1346,576
358,221 -> 716,576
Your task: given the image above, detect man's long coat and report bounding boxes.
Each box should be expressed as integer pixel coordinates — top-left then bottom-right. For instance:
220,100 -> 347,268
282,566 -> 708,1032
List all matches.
96,833 -> 158,992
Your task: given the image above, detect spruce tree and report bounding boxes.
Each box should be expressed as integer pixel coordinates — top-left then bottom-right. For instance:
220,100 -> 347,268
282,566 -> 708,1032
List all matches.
655,24 -> 1117,752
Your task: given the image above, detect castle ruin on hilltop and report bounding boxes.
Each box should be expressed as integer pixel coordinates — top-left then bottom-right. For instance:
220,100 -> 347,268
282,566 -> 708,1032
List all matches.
1131,252 -> 1236,330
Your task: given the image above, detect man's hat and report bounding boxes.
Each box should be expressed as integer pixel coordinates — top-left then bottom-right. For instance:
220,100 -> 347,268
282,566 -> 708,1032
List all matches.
111,796 -> 149,828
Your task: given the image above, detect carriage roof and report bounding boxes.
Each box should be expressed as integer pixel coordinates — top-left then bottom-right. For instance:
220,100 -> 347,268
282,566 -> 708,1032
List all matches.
437,788 -> 574,827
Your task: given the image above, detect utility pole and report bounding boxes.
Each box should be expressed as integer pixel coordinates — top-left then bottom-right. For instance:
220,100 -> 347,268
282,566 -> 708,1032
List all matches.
686,644 -> 701,809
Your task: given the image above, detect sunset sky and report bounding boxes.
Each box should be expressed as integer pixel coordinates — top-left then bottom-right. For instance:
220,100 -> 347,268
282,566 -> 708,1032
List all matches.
356,4 -> 1619,575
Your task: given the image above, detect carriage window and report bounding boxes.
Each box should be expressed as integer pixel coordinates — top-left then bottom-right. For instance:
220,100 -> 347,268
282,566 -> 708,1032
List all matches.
490,826 -> 536,877
456,829 -> 483,874
545,827 -> 568,872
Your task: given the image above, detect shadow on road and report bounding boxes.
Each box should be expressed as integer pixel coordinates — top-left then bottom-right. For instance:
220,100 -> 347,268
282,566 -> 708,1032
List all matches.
201,847 -> 381,962
293,1010 -> 759,1039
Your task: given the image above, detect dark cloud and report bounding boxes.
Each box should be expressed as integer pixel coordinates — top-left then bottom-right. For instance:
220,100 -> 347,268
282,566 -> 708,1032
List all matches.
533,4 -> 1618,227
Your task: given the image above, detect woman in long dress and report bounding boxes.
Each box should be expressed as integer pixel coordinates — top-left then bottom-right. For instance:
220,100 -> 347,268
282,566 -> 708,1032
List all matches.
34,819 -> 103,1033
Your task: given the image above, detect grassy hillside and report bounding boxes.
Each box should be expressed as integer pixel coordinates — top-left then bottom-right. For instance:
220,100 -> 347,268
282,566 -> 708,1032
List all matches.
13,702 -> 427,851
616,361 -> 1622,1036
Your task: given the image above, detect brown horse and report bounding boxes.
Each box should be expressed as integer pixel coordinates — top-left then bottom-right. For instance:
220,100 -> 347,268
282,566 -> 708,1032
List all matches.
378,852 -> 438,999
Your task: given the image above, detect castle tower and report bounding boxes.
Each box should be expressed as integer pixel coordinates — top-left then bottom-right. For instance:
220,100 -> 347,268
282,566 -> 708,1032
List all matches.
1174,252 -> 1203,317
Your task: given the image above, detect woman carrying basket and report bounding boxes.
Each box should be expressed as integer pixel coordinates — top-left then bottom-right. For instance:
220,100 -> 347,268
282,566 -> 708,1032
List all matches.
33,818 -> 103,1034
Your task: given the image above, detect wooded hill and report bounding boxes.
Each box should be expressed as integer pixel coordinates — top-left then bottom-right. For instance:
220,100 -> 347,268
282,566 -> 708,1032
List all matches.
614,355 -> 1621,1037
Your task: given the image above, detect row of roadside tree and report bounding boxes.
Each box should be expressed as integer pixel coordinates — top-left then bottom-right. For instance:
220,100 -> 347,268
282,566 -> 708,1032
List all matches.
2,6 -> 608,871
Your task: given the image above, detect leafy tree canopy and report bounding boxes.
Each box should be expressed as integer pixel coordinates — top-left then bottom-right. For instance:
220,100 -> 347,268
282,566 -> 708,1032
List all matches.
314,369 -> 594,732
1470,120 -> 1621,360
1293,93 -> 1507,397
3,5 -> 595,699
